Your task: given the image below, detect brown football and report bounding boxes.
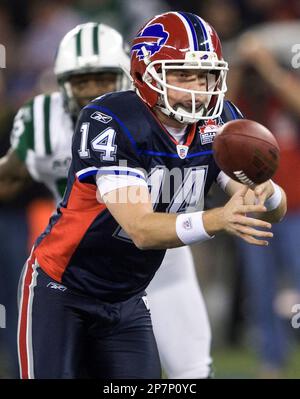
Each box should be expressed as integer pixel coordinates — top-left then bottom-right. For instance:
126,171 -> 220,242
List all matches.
212,119 -> 280,187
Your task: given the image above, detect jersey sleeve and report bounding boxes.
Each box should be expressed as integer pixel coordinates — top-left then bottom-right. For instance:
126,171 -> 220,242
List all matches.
9,95 -> 51,182
216,171 -> 231,192
10,100 -> 34,163
73,105 -> 147,185
222,100 -> 244,120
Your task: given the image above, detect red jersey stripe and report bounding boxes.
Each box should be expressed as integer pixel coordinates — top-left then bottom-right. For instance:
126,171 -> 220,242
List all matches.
35,179 -> 106,282
18,253 -> 35,379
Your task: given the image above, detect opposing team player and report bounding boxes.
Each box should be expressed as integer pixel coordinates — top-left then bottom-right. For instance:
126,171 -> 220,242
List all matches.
17,13 -> 286,378
2,22 -> 211,378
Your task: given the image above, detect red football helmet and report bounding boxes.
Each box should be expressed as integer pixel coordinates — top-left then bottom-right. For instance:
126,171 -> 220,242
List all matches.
130,11 -> 228,124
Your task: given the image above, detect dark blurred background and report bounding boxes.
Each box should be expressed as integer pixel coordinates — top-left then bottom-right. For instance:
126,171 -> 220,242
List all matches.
0,0 -> 300,378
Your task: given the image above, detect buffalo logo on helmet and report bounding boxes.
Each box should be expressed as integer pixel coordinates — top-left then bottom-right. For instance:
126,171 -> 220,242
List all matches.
131,24 -> 169,60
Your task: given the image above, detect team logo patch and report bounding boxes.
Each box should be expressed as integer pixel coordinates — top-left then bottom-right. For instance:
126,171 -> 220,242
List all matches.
176,144 -> 189,159
131,23 -> 169,60
198,119 -> 220,145
91,111 -> 112,124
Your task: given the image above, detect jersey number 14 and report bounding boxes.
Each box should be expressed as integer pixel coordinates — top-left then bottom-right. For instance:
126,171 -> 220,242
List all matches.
78,122 -> 117,161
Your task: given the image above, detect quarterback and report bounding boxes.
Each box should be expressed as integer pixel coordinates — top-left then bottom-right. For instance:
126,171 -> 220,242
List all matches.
15,13 -> 286,378
3,22 -> 210,378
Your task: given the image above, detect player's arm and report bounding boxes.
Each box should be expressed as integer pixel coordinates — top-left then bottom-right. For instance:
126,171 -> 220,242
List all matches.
75,104 -> 272,250
0,99 -> 37,200
238,33 -> 300,115
223,175 -> 287,223
102,183 -> 273,250
0,148 -> 32,200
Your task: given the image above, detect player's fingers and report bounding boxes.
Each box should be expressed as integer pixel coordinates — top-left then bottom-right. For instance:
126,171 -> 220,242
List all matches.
255,181 -> 274,204
256,196 -> 266,206
255,192 -> 268,206
236,204 -> 267,214
234,224 -> 273,238
234,215 -> 272,229
237,231 -> 269,246
234,185 -> 248,198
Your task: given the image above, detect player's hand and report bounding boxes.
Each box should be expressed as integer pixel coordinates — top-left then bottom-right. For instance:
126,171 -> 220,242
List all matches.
221,185 -> 273,246
237,33 -> 276,73
252,180 -> 275,206
237,33 -> 270,63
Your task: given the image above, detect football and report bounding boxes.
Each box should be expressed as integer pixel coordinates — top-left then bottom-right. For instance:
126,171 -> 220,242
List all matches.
212,119 -> 280,187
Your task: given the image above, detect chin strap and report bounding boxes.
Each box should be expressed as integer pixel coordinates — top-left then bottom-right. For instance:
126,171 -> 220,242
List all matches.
156,102 -> 208,124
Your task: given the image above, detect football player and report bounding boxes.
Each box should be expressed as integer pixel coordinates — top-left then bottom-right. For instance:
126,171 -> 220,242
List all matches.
17,13 -> 286,378
2,22 -> 211,379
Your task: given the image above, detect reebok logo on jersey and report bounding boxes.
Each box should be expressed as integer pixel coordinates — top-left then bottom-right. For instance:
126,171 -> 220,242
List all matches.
183,217 -> 192,230
91,111 -> 112,124
47,282 -> 67,292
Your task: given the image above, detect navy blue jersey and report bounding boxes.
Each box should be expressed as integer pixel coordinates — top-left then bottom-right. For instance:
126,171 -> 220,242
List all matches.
34,91 -> 242,302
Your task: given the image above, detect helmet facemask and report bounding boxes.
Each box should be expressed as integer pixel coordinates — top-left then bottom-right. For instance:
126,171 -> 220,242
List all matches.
58,69 -> 128,118
142,51 -> 228,124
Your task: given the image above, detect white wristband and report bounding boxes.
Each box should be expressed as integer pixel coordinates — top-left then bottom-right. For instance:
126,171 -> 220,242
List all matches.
264,181 -> 282,211
176,211 -> 214,245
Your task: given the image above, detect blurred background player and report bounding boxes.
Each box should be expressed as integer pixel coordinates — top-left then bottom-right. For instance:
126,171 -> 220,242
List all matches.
228,30 -> 300,378
1,22 -> 212,379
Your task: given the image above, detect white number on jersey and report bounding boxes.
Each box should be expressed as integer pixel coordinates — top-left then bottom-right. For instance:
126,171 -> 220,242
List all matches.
10,109 -> 26,148
167,166 -> 207,213
91,127 -> 117,162
78,124 -> 117,162
114,165 -> 208,242
78,122 -> 90,158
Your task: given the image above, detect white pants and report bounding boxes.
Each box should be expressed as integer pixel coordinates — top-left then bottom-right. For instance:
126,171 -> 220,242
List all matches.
146,246 -> 212,379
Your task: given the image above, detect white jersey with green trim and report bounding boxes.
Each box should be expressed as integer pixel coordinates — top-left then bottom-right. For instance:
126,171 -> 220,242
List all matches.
10,91 -> 74,202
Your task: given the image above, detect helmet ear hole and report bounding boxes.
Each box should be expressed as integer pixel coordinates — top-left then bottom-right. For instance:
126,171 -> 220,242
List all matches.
135,72 -> 143,83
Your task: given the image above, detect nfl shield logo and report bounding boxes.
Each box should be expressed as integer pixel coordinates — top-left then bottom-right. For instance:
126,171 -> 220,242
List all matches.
176,145 -> 189,159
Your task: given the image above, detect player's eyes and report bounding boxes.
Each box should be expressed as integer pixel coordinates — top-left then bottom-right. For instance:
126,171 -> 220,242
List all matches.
73,80 -> 87,88
173,72 -> 192,81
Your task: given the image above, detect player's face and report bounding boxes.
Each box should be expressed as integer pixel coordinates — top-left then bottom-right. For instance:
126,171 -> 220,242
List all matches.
165,69 -> 209,113
69,72 -> 119,107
